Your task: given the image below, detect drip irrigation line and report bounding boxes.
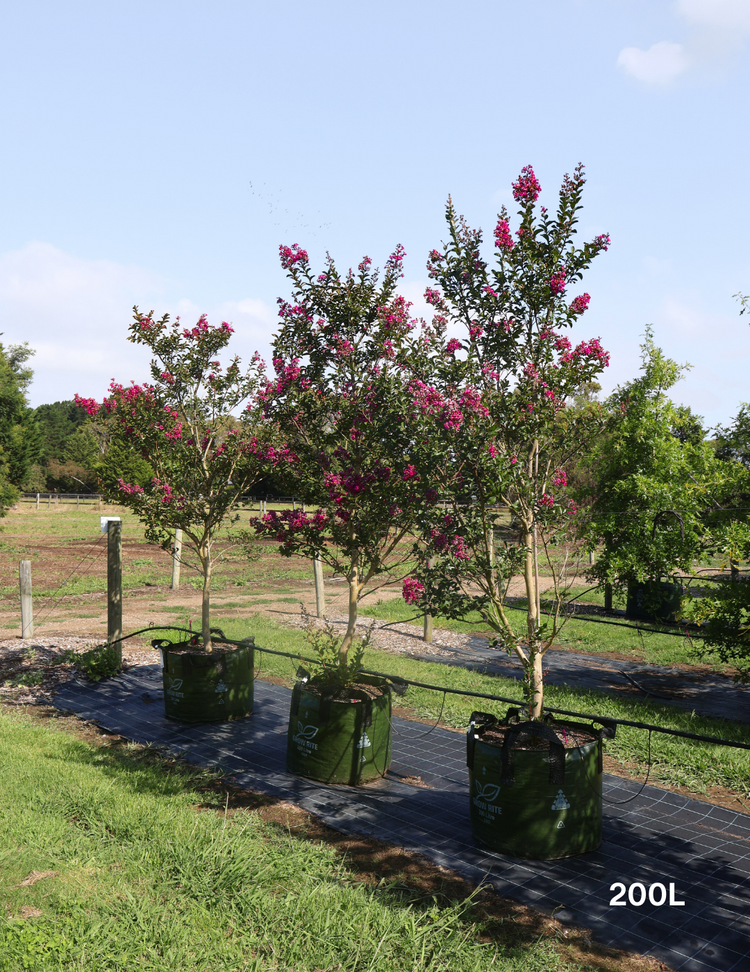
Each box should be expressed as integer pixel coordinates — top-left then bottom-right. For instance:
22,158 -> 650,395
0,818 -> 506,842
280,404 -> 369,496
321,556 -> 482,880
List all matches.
91,626 -> 750,755
617,670 -> 675,702
388,689 -> 447,739
580,730 -> 654,806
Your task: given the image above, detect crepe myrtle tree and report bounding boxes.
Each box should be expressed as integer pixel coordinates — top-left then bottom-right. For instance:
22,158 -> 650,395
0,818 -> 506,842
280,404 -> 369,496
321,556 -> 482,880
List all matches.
76,308 -> 284,651
254,243 -> 441,677
402,164 -> 611,720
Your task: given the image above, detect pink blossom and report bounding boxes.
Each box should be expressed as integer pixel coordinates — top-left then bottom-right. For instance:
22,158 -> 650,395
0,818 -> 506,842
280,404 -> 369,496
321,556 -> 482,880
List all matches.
494,218 -> 515,250
74,394 -> 100,416
279,243 -> 309,269
594,233 -> 611,252
487,443 -> 498,458
469,323 -> 484,340
424,287 -> 442,306
549,267 -> 567,295
402,464 -> 419,481
117,479 -> 144,498
512,165 -> 541,204
402,577 -> 425,605
552,468 -> 567,487
539,493 -> 554,509
446,338 -> 462,355
569,293 -> 591,315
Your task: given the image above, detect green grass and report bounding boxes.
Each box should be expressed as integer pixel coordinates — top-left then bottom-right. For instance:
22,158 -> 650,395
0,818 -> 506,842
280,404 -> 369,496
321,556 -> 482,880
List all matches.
214,615 -> 750,798
359,590 -> 727,671
0,708 -> 578,972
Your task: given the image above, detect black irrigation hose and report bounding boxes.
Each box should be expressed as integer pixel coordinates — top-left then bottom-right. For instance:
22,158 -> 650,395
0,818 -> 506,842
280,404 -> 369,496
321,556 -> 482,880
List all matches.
96,626 -> 750,755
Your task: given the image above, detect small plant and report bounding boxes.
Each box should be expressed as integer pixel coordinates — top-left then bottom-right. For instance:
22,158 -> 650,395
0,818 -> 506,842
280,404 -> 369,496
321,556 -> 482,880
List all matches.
297,603 -> 370,692
67,644 -> 123,682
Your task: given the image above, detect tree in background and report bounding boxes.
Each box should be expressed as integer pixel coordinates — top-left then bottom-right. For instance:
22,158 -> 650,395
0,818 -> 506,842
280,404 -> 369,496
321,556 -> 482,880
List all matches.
402,164 -> 611,719
77,308 -> 278,651
254,244 -> 440,678
0,338 -> 41,508
580,330 -> 743,599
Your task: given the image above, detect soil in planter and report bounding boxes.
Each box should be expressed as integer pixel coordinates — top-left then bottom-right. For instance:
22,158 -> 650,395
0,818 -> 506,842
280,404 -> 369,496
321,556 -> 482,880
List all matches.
468,720 -> 603,860
479,722 -> 598,751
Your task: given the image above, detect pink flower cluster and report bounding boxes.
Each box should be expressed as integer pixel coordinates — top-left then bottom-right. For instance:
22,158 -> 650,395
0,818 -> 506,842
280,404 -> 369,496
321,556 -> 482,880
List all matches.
279,243 -> 309,269
430,528 -> 470,560
512,165 -> 541,204
494,218 -> 515,250
402,577 -> 425,605
446,338 -> 462,355
335,336 -> 354,358
549,268 -> 567,295
552,468 -> 567,487
75,394 -> 100,417
569,293 -> 590,315
539,493 -> 554,509
118,479 -> 144,498
460,387 -> 488,418
424,287 -> 442,306
182,317 -> 212,341
559,338 -> 610,368
469,324 -> 484,340
402,465 -> 419,481
377,295 -> 413,332
594,233 -> 611,252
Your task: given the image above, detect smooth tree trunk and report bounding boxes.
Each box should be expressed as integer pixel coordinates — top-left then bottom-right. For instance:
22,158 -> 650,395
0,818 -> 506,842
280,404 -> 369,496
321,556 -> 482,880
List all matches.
201,545 -> 213,652
339,562 -> 360,672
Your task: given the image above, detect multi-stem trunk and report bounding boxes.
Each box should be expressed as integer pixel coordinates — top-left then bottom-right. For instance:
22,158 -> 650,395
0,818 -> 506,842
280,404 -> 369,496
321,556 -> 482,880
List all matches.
200,542 -> 213,652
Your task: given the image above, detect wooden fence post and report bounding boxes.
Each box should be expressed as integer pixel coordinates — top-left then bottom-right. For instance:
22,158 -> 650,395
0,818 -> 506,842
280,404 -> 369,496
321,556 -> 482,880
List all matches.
19,561 -> 33,639
171,528 -> 182,590
314,555 -> 325,618
36,493 -> 39,510
108,520 -> 122,647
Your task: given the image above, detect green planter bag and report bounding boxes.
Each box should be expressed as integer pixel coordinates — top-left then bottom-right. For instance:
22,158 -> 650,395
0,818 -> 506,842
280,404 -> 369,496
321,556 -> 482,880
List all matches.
153,634 -> 254,724
626,578 -> 683,622
467,709 -> 616,860
287,672 -> 393,785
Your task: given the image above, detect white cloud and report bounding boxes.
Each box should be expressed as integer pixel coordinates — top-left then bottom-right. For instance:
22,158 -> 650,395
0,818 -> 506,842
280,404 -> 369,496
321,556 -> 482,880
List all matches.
675,0 -> 750,32
0,242 -> 277,408
618,1 -> 750,84
617,41 -> 689,84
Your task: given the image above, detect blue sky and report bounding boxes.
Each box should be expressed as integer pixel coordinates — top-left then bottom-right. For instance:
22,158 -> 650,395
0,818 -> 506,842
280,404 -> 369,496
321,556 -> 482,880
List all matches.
1,0 -> 748,429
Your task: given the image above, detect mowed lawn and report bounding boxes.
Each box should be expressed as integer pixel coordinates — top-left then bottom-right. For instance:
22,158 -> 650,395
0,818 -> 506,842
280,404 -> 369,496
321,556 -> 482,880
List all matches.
0,705 -> 646,972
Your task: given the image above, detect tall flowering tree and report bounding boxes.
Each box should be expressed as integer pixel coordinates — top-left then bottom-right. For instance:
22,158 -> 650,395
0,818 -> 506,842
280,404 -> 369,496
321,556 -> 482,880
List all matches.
77,309 -> 280,651
405,165 -> 611,719
255,244 -> 439,675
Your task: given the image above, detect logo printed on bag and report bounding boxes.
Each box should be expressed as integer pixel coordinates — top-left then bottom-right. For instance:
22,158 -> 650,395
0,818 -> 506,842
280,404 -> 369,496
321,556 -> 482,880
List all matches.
356,732 -> 371,749
472,782 -> 502,815
292,721 -> 319,752
166,677 -> 184,700
551,789 -> 570,811
556,820 -> 565,829
215,680 -> 227,693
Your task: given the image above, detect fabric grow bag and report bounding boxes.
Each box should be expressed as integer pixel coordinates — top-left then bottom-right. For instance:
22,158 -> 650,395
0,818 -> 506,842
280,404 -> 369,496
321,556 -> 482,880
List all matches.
625,579 -> 683,622
466,709 -> 615,860
286,674 -> 392,785
153,635 -> 254,723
